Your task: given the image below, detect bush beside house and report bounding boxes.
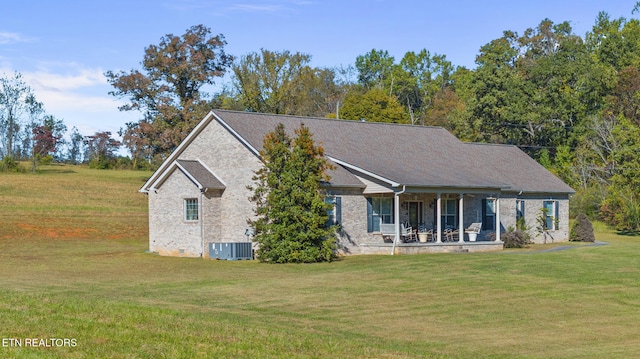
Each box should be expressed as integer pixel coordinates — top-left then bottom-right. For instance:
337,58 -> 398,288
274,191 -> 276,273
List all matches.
570,213 -> 596,242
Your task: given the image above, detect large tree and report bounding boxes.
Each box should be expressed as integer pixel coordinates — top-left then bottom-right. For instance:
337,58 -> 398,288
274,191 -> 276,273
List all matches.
353,49 -> 454,125
600,117 -> 640,231
471,31 -> 524,145
29,115 -> 66,171
230,49 -> 341,116
607,65 -> 640,125
339,87 -> 409,124
586,11 -> 640,71
355,49 -> 395,89
106,24 -> 233,161
248,123 -> 336,263
467,20 -> 615,159
66,126 -> 84,165
0,72 -> 43,159
395,50 -> 454,125
83,131 -> 121,169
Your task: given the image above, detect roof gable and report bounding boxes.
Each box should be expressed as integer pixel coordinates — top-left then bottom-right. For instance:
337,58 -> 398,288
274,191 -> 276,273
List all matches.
176,159 -> 226,190
148,158 -> 226,192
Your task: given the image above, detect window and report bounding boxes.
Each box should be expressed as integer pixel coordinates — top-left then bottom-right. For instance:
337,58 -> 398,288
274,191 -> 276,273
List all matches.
516,200 -> 525,228
367,197 -> 393,232
543,200 -> 559,230
441,199 -> 457,228
325,196 -> 342,226
516,200 -> 525,221
482,199 -> 496,231
184,198 -> 198,221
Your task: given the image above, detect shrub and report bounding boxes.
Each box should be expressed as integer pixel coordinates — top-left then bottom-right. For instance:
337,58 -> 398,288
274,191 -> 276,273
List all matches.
37,154 -> 54,165
570,213 -> 596,242
502,228 -> 532,248
601,185 -> 640,232
0,156 -> 26,172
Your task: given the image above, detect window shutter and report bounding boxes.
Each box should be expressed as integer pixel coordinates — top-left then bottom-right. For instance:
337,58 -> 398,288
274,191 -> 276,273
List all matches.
367,198 -> 373,233
390,198 -> 395,224
482,199 -> 487,230
433,199 -> 437,228
555,200 -> 560,230
335,197 -> 342,225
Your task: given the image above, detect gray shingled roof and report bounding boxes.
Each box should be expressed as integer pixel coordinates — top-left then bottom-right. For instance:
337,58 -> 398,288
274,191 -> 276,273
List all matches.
213,110 -> 574,194
176,159 -> 226,190
324,159 -> 366,188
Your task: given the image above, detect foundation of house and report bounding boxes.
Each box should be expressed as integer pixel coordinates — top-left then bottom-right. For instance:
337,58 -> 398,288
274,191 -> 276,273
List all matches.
353,241 -> 504,255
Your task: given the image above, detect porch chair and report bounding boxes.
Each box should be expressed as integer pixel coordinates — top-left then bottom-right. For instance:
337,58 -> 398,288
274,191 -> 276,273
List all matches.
444,228 -> 459,242
464,222 -> 482,241
401,223 -> 417,242
379,223 -> 395,243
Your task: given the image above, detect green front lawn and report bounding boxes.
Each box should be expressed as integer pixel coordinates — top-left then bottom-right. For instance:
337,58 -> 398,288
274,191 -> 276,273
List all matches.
1,165 -> 639,358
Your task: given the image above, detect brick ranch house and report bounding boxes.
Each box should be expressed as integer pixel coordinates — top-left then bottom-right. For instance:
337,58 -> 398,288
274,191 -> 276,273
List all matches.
140,110 -> 575,257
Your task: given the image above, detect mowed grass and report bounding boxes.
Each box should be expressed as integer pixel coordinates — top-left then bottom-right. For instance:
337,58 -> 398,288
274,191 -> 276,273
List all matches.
1,165 -> 640,358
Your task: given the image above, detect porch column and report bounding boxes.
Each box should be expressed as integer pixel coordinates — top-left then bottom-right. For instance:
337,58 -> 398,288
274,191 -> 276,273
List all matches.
392,191 -> 401,255
495,197 -> 501,242
436,193 -> 442,243
458,194 -> 464,243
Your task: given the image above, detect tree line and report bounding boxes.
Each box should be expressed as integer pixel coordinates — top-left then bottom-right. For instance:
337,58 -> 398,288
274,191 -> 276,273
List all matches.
2,7 -> 640,229
0,73 -> 126,171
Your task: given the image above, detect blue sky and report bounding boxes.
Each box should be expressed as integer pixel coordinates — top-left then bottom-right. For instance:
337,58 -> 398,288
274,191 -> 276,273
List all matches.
0,0 -> 636,142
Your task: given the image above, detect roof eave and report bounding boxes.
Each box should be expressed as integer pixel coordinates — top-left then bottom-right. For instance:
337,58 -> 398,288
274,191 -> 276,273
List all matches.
175,161 -> 204,190
326,156 -> 400,188
140,111 -> 218,192
202,186 -> 227,191
321,182 -> 366,189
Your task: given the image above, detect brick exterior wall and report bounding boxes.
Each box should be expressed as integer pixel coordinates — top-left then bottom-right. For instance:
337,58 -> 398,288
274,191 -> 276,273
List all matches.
148,168 -> 202,257
331,189 -> 372,255
148,118 -> 262,258
498,194 -> 570,244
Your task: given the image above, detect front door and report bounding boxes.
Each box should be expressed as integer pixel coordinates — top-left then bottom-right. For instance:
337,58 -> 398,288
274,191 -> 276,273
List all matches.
408,201 -> 423,228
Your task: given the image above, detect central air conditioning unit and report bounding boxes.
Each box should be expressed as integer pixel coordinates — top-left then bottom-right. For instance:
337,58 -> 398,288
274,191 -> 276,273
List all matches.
209,242 -> 253,260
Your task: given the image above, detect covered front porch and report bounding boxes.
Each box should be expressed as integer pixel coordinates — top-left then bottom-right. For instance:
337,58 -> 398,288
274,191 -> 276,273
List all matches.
367,188 -> 505,254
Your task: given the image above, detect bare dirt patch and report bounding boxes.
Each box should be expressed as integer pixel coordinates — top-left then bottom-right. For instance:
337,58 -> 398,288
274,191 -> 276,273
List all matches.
16,223 -> 98,240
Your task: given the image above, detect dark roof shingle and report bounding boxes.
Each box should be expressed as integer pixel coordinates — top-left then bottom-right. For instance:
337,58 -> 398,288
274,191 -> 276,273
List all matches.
176,159 -> 226,190
212,110 -> 574,194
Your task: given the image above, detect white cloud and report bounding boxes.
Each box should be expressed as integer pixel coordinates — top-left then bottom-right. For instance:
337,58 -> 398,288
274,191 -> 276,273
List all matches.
164,0 -> 310,15
0,32 -> 33,44
16,67 -> 118,114
24,67 -> 106,91
0,63 -> 117,111
0,64 -> 137,136
22,69 -> 108,91
33,87 -> 119,113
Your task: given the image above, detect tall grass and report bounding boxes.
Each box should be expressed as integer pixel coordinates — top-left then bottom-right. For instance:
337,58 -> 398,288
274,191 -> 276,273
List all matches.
1,165 -> 639,358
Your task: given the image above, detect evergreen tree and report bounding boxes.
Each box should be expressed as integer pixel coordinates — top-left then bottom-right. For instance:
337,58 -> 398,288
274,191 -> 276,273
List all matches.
248,123 -> 336,263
